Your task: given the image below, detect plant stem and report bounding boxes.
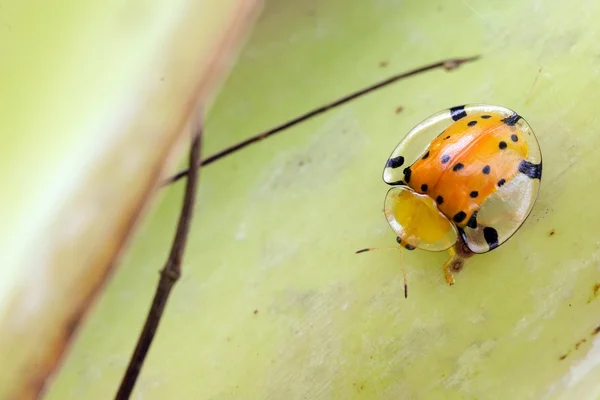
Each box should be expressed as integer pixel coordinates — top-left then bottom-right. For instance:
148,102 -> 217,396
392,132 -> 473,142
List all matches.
163,55 -> 479,185
115,117 -> 203,399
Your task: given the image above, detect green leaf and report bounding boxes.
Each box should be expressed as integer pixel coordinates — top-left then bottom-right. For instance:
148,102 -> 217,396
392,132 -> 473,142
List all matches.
48,1 -> 600,398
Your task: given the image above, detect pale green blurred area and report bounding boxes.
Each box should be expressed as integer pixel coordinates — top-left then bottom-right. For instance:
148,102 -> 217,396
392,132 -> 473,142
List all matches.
0,0 -> 258,397
48,0 -> 600,398
0,0 -> 189,314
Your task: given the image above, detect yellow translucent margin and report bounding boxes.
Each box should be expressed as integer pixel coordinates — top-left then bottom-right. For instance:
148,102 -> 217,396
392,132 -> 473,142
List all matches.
384,186 -> 458,252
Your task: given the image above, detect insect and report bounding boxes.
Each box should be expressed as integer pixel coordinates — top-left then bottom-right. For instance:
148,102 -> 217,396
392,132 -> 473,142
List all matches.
359,104 -> 542,295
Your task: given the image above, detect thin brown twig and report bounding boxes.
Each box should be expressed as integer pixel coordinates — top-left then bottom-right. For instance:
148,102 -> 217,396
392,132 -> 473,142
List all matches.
162,55 -> 480,185
115,116 -> 203,399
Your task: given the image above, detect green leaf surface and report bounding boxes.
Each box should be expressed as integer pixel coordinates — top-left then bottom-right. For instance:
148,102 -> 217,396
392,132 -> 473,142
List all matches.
0,0 -> 259,398
48,0 -> 600,398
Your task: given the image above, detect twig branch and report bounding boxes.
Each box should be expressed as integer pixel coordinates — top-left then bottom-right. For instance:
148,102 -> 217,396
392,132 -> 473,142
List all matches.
115,116 -> 203,399
162,55 -> 479,185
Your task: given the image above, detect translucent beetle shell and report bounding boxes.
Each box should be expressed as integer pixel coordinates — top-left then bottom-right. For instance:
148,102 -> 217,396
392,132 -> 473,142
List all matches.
383,104 -> 542,284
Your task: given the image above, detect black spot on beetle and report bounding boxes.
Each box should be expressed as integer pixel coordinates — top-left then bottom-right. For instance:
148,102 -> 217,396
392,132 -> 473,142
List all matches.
483,227 -> 499,249
453,211 -> 467,223
386,180 -> 404,186
422,151 -> 430,160
436,195 -> 444,205
396,236 -> 415,250
386,156 -> 404,169
481,115 -> 491,119
482,165 -> 491,174
453,163 -> 464,172
441,155 -> 451,164
421,184 -> 428,192
457,227 -> 468,243
469,191 -> 478,198
403,167 -> 412,183
450,105 -> 467,121
467,211 -> 478,229
502,113 -> 521,126
467,120 -> 477,127
497,178 -> 506,187
511,134 -> 518,142
499,141 -> 507,150
519,160 -> 542,179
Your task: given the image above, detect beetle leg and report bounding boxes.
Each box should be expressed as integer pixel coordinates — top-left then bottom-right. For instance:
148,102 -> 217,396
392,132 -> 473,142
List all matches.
443,237 -> 475,285
442,247 -> 466,286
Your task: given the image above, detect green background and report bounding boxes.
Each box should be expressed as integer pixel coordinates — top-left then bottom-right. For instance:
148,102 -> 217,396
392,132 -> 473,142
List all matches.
48,0 -> 600,398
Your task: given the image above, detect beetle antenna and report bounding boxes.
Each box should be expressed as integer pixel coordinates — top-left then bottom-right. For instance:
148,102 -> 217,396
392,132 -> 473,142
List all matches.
355,246 -> 408,298
525,66 -> 543,103
403,265 -> 408,297
355,247 -> 400,253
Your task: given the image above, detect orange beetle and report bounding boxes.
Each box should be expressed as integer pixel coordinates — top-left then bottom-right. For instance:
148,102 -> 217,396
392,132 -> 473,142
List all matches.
378,104 -> 542,288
